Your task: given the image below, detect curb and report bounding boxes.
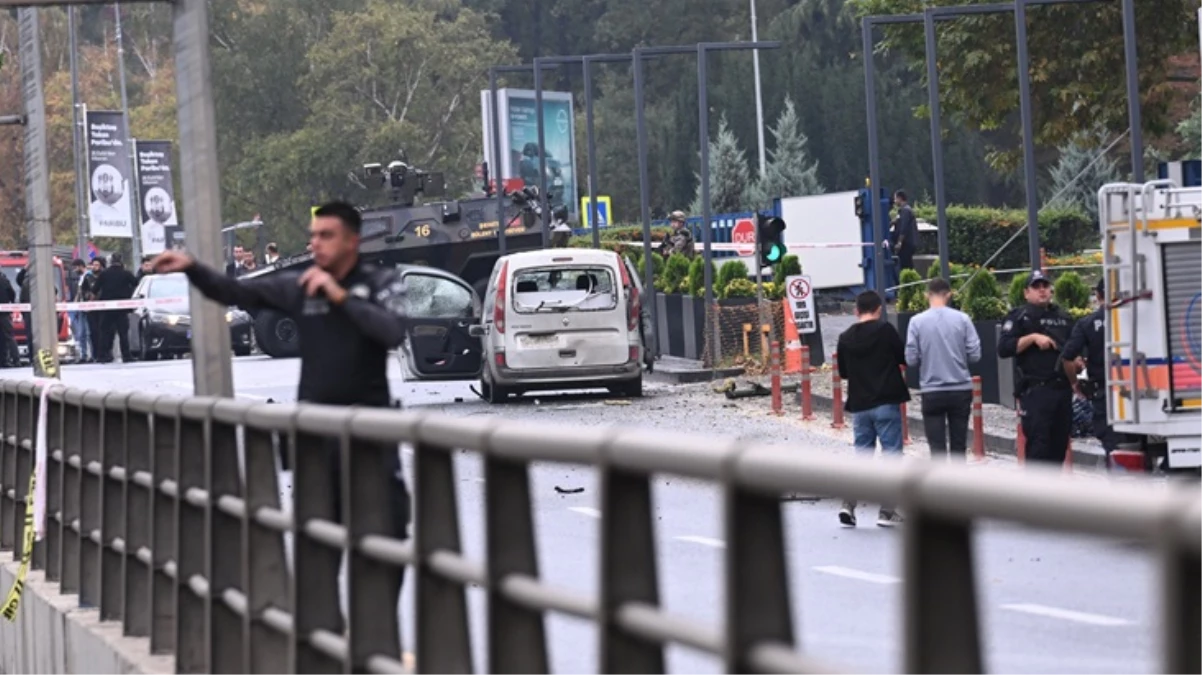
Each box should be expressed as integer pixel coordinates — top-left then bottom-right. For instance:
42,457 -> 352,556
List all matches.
650,366 -> 746,385
795,388 -> 1104,466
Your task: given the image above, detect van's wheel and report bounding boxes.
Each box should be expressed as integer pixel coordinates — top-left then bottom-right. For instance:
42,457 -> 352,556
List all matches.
253,310 -> 300,358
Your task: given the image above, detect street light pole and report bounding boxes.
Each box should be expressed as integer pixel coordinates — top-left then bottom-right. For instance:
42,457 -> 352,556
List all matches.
114,2 -> 142,264
750,0 -> 767,176
69,6 -> 88,258
17,7 -> 61,378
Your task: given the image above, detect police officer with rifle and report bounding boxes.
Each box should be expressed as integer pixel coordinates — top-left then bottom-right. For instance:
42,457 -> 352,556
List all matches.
999,270 -> 1074,464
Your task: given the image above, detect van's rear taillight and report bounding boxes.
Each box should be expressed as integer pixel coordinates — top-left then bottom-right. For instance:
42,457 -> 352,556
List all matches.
617,255 -> 639,332
493,261 -> 509,334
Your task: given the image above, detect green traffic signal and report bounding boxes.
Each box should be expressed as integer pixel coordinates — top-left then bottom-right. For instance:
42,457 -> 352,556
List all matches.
757,214 -> 787,267
766,243 -> 786,263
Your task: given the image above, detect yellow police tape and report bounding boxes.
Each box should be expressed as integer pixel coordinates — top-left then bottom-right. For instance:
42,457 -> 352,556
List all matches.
1,470 -> 35,621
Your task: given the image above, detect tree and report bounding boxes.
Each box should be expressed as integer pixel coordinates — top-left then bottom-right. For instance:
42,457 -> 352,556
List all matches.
748,97 -> 823,209
690,114 -> 753,215
1044,125 -> 1120,223
850,0 -> 1198,172
1178,100 -> 1201,157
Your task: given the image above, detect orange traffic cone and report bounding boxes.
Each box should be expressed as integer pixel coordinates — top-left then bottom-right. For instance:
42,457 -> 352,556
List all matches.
781,299 -> 802,374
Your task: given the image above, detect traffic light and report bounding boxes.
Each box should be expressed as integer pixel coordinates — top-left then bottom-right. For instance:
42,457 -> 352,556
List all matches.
758,213 -> 787,267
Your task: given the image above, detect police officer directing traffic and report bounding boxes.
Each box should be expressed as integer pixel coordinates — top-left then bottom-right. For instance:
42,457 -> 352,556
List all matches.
152,200 -> 411,639
1062,278 -> 1131,467
999,270 -> 1074,464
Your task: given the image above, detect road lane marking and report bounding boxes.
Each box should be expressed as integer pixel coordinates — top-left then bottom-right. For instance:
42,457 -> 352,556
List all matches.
813,566 -> 899,585
568,507 -> 601,519
1001,603 -> 1132,626
675,535 -> 726,549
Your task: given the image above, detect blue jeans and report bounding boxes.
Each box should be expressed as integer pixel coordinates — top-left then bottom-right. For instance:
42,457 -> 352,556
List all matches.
852,403 -> 904,456
70,312 -> 91,361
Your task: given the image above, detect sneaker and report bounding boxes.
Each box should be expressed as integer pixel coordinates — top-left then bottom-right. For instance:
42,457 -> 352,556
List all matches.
876,508 -> 904,528
838,500 -> 857,527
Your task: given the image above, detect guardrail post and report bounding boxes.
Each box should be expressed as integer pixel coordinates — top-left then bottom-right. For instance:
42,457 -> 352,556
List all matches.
485,444 -> 549,672
0,382 -> 12,553
43,388 -> 65,582
971,377 -> 984,460
80,391 -> 104,609
344,415 -> 408,673
240,407 -> 291,674
900,366 -> 911,445
413,435 -> 473,674
723,479 -> 794,672
176,399 -> 213,673
902,485 -> 983,673
60,388 -> 85,595
1160,510 -> 1202,674
31,384 -> 46,573
599,456 -> 664,673
770,341 -> 782,416
11,382 -> 35,562
209,400 -> 246,672
122,394 -> 156,639
149,398 -> 181,654
830,352 -> 845,429
100,391 -> 130,622
290,421 -> 348,672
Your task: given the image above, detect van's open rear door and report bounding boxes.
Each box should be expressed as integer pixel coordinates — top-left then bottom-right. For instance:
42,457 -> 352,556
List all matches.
621,254 -> 656,370
397,271 -> 484,381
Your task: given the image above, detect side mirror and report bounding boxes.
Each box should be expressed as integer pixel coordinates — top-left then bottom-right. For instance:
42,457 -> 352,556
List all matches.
468,324 -> 485,338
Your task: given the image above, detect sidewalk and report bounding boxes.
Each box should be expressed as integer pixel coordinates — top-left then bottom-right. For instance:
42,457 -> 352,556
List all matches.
650,355 -> 745,384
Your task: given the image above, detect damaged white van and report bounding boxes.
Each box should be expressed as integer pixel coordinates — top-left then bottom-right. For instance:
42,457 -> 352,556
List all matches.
469,249 -> 654,403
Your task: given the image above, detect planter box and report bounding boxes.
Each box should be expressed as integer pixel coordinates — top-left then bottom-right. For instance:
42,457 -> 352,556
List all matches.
655,293 -> 706,361
890,312 -> 1004,405
653,293 -> 826,367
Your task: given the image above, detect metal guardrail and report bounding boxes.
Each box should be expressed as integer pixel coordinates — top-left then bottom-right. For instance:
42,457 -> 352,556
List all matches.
0,378 -> 1198,674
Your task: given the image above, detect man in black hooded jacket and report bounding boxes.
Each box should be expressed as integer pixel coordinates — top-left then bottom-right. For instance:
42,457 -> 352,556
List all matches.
835,290 -> 910,528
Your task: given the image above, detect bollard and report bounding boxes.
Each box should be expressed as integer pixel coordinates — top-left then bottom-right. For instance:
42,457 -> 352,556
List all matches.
742,323 -> 753,359
971,376 -> 985,460
831,351 -> 845,429
799,344 -> 814,421
900,365 -> 911,445
770,340 -> 783,415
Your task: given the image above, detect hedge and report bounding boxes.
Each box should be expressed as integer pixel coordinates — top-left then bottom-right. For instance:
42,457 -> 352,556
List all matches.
912,205 -> 1095,271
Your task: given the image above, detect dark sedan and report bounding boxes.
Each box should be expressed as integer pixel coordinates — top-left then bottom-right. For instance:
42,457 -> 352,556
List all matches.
128,273 -> 254,360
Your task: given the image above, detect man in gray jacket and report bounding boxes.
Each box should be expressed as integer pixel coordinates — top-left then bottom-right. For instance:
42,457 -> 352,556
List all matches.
905,278 -> 982,459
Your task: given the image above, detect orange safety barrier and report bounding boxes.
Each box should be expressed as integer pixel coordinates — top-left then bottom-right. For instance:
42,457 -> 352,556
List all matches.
799,344 -> 814,421
971,376 -> 985,459
781,299 -> 802,374
770,340 -> 783,416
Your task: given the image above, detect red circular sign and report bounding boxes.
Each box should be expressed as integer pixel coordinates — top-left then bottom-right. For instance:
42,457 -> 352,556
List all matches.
788,277 -> 811,301
731,218 -> 756,256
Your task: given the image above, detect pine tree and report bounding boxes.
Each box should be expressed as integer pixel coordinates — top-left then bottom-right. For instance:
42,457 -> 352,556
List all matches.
1045,124 -> 1120,222
749,97 -> 824,209
690,114 -> 753,215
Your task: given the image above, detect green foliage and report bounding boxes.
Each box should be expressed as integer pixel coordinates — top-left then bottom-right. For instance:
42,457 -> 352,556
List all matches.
1067,306 -> 1094,321
762,281 -> 785,301
849,0 -> 1196,172
723,278 -> 757,299
636,251 -> 664,286
1009,272 -> 1031,309
689,115 -> 753,215
772,254 -> 802,287
897,268 -> 928,313
716,260 -> 749,298
687,257 -> 707,298
958,268 -> 1007,321
662,254 -> 691,295
912,205 -> 1095,270
748,97 -> 824,209
1045,125 -> 1121,222
1053,271 -> 1092,311
963,296 -> 1009,322
1177,99 -> 1201,158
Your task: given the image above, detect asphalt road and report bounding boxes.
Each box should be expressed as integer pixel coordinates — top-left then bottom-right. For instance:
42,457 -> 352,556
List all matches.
7,356 -> 1163,674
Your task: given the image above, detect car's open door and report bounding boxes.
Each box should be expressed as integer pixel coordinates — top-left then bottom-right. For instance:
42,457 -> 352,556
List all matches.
397,270 -> 484,380
621,254 -> 657,371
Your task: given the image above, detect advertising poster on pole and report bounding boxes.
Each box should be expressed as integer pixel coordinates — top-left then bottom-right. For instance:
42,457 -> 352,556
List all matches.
481,88 -> 578,217
134,140 -> 180,254
85,110 -> 133,239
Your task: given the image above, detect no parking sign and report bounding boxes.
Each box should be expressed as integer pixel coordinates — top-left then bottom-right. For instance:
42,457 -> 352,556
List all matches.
786,275 -> 816,335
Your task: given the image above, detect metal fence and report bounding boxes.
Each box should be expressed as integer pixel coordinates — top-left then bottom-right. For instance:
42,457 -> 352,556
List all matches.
0,378 -> 1198,674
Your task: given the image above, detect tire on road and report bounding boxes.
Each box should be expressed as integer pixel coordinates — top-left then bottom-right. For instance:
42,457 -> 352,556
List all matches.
253,309 -> 300,358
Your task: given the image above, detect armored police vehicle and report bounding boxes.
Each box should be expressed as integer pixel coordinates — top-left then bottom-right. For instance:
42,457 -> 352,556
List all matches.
242,159 -> 546,361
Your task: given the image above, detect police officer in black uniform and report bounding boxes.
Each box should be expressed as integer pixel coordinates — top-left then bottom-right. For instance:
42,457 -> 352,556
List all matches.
999,270 -> 1074,464
1062,278 -> 1131,468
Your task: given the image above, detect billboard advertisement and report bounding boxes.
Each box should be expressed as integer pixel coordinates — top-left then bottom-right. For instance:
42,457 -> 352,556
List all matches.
481,88 -> 578,217
85,109 -> 134,239
134,140 -> 181,254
